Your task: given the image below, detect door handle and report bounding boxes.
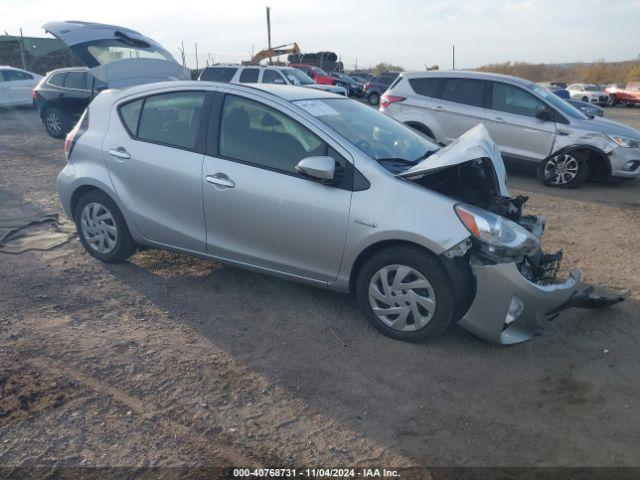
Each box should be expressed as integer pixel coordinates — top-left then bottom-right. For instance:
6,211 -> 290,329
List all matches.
206,173 -> 235,188
108,147 -> 131,160
557,129 -> 570,136
492,117 -> 506,123
434,105 -> 444,111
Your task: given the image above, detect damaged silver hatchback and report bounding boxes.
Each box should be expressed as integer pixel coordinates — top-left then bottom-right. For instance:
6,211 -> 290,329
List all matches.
54,21 -> 622,345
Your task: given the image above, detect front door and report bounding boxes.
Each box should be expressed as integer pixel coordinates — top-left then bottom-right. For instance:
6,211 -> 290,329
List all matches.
203,93 -> 351,282
102,90 -> 209,252
485,82 -> 556,161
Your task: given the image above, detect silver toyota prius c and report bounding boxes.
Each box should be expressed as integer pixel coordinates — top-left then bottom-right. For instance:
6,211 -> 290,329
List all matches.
49,21 -> 623,345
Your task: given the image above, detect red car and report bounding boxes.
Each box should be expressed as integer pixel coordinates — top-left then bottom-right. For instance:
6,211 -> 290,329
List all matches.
289,64 -> 335,85
605,82 -> 640,106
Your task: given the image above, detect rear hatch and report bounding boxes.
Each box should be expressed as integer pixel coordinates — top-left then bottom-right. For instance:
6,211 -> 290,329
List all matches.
43,21 -> 190,88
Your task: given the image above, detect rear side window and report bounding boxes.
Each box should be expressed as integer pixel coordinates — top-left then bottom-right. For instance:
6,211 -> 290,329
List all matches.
64,72 -> 87,90
378,74 -> 398,86
49,73 -> 66,87
262,70 -> 286,84
119,98 -> 144,136
239,68 -> 259,83
200,67 -> 237,82
441,78 -> 484,107
409,78 -> 444,98
491,83 -> 546,118
136,91 -> 206,150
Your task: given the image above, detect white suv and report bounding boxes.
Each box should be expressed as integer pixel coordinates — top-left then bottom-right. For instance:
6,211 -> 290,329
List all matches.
567,83 -> 609,106
381,71 -> 640,188
198,65 -> 347,96
0,66 -> 42,107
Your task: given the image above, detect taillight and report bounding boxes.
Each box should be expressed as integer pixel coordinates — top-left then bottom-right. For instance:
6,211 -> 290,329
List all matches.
65,109 -> 89,161
380,95 -> 406,108
64,131 -> 74,159
32,90 -> 38,100
364,81 -> 371,90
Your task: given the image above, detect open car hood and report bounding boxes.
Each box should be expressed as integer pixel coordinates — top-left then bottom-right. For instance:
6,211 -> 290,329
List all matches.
396,124 -> 509,196
43,21 -> 190,87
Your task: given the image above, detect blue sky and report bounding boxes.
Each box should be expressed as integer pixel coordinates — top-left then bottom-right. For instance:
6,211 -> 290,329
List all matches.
2,0 -> 640,70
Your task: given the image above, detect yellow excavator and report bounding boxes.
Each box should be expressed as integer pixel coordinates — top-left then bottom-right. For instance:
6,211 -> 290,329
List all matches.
251,42 -> 300,65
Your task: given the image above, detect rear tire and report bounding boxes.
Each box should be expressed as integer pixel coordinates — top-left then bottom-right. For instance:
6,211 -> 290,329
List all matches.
355,246 -> 454,342
538,151 -> 589,188
74,190 -> 137,263
368,92 -> 380,106
43,107 -> 69,139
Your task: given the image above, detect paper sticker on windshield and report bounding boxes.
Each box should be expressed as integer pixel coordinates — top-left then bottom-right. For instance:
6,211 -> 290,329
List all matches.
295,100 -> 339,117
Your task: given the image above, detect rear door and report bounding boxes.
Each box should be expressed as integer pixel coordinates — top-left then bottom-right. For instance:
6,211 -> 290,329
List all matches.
485,81 -> 556,161
102,89 -> 210,252
429,77 -> 488,143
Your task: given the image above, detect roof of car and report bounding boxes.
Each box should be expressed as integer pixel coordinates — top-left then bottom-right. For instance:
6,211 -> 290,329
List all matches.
46,66 -> 89,76
399,70 -> 534,87
112,80 -> 341,102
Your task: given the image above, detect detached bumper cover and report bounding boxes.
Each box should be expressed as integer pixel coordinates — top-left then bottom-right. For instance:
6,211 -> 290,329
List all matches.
458,262 -> 583,344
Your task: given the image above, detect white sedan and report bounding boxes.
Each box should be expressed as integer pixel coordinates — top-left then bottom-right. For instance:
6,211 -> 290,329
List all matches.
0,66 -> 43,107
566,83 -> 609,106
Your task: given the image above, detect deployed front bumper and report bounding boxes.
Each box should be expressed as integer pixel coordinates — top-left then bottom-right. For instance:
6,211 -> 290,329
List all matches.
457,261 -> 583,344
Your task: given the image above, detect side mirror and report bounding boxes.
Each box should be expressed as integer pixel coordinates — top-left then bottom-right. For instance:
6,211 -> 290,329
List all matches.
295,156 -> 335,181
536,108 -> 553,122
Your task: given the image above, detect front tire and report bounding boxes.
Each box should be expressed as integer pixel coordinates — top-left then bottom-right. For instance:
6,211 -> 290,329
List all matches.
43,107 -> 69,139
74,190 -> 137,263
368,92 -> 380,106
538,151 -> 589,188
355,246 -> 454,342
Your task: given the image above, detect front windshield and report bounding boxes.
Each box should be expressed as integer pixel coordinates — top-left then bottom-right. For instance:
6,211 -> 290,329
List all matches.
584,84 -> 600,91
85,39 -> 175,66
283,68 -> 314,85
293,98 -> 439,163
531,85 -> 588,120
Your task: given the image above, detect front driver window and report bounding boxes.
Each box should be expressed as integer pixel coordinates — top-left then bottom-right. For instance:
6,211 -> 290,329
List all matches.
492,83 -> 546,118
219,95 -> 326,174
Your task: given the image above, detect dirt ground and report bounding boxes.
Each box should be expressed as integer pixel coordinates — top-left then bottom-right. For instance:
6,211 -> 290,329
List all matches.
1,106 -> 640,474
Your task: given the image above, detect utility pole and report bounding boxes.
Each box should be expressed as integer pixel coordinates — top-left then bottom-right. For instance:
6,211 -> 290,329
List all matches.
452,45 -> 455,70
266,6 -> 272,65
19,28 -> 27,70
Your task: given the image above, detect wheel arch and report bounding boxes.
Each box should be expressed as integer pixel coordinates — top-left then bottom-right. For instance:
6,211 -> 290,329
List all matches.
552,144 -> 611,181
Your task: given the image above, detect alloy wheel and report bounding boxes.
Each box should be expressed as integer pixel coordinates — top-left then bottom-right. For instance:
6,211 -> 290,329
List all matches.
45,111 -> 62,136
368,264 -> 436,332
80,202 -> 118,254
544,153 -> 580,185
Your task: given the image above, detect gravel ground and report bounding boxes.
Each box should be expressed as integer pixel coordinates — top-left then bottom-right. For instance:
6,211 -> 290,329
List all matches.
1,106 -> 640,473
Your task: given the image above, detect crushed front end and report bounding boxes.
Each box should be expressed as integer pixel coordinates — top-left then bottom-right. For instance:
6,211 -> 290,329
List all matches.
444,174 -> 623,345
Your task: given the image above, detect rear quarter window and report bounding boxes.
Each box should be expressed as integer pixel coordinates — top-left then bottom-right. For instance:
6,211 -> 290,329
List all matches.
200,68 -> 238,82
119,98 -> 144,136
49,73 -> 66,87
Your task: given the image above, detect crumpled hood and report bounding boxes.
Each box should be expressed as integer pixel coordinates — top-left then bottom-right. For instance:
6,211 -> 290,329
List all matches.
397,124 -> 510,196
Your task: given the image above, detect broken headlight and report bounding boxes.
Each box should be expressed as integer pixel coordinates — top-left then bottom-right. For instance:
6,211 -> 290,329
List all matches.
606,133 -> 639,148
454,203 -> 539,258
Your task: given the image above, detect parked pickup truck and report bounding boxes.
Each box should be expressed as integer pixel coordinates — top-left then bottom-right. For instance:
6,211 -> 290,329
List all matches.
605,82 -> 640,106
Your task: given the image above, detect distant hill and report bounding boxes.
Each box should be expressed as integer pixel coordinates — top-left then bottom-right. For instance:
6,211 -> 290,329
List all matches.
476,60 -> 640,84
